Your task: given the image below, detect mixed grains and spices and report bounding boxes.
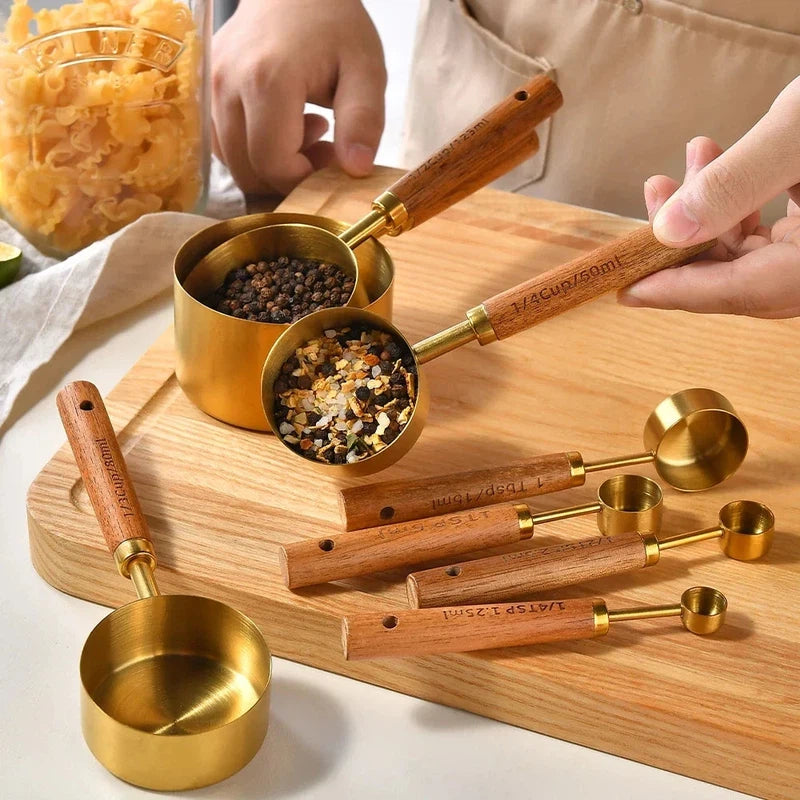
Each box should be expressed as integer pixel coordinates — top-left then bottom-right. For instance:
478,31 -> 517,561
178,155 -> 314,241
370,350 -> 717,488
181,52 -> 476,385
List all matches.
274,326 -> 417,463
204,256 -> 355,323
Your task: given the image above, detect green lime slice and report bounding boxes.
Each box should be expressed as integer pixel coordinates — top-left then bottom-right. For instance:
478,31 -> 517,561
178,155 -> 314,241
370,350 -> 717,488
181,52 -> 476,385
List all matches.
0,242 -> 22,288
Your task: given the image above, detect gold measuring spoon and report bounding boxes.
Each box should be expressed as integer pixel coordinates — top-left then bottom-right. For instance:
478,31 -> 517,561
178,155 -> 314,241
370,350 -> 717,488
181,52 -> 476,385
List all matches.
281,474 -> 662,589
57,382 -> 271,791
338,387 -> 747,529
343,586 -> 728,660
407,500 -> 774,607
184,74 -> 563,312
261,230 -> 716,477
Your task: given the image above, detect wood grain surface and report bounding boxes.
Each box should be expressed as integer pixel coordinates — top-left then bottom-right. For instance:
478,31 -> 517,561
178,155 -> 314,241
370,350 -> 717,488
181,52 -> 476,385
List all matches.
338,450 -> 583,529
343,598 -> 603,660
55,381 -> 151,558
388,74 -> 562,229
407,531 -> 651,608
281,503 -> 528,589
27,166 -> 800,800
483,226 -> 714,338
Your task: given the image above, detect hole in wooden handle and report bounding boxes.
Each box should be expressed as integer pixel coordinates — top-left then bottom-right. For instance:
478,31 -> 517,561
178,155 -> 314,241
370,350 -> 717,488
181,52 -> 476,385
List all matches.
382,615 -> 399,629
515,90 -> 529,101
79,400 -> 94,411
319,539 -> 335,552
445,566 -> 462,577
379,506 -> 395,520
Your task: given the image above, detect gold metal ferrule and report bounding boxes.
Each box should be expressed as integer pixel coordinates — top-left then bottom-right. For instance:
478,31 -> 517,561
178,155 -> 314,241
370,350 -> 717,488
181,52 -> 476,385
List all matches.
373,190 -> 410,234
640,532 -> 662,567
466,304 -> 498,346
592,600 -> 610,636
565,451 -> 586,483
413,305 -> 498,364
338,192 -> 409,249
113,537 -> 156,578
514,504 -> 534,540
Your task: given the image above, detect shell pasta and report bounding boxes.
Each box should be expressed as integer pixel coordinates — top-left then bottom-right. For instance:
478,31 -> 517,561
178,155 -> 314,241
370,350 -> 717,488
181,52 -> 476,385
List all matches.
0,0 -> 204,254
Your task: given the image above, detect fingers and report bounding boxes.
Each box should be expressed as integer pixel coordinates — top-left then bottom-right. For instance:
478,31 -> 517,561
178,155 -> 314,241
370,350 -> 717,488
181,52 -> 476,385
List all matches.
652,76 -> 800,247
211,91 -> 257,193
618,242 -> 800,318
332,54 -> 387,176
644,175 -> 679,221
302,113 -> 329,150
240,70 -> 316,195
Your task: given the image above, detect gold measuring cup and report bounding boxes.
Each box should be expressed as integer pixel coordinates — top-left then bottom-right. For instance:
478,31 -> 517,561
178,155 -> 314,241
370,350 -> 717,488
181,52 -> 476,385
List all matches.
339,387 -> 748,529
262,230 -> 716,476
57,382 -> 271,791
281,474 -> 663,589
343,586 -> 728,659
175,212 -> 394,430
184,75 -> 561,312
176,74 -> 561,431
407,499 -> 774,608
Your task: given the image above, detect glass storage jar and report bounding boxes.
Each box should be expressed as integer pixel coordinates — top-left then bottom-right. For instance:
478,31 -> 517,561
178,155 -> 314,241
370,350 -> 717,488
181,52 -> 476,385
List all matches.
0,0 -> 210,256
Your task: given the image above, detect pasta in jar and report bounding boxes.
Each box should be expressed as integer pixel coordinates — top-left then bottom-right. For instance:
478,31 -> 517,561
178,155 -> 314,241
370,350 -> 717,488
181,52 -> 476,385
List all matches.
0,0 -> 208,255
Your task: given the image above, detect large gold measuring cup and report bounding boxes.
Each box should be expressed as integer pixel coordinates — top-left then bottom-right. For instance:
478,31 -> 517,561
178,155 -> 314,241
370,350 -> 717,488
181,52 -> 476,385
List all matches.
175,74 -> 562,430
262,229 -> 715,477
57,382 -> 271,791
339,387 -> 748,529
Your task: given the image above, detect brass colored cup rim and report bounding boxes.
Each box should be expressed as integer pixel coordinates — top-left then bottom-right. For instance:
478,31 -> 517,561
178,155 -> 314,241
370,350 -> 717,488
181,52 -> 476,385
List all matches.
261,306 -> 429,476
680,586 -> 728,635
80,594 -> 271,790
595,474 -> 664,537
181,222 -> 367,324
643,388 -> 748,492
718,499 -> 775,560
597,474 -> 663,514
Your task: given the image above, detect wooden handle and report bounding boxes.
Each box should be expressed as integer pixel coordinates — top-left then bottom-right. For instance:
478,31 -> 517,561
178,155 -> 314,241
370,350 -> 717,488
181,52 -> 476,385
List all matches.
387,74 -> 562,230
338,451 -> 583,530
482,227 -> 715,340
343,597 -> 603,660
56,381 -> 150,557
280,504 -> 530,589
407,531 -> 649,608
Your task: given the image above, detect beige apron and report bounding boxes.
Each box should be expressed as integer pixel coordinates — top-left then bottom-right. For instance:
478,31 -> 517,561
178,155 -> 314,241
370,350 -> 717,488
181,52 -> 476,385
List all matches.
402,0 -> 800,223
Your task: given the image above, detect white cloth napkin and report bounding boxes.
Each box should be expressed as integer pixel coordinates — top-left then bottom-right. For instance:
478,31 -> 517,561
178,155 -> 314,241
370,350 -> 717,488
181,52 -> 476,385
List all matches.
0,157 -> 247,427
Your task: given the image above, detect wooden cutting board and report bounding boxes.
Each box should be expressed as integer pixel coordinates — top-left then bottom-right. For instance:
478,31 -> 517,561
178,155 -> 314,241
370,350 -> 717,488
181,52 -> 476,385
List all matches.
28,167 -> 800,799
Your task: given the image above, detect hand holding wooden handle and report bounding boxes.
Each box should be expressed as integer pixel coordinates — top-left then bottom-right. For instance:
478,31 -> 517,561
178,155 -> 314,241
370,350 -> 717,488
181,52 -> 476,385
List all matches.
407,531 -> 652,608
56,381 -> 151,562
482,226 -> 715,340
387,74 -> 562,230
338,451 -> 583,530
343,597 -> 604,660
280,504 -> 532,589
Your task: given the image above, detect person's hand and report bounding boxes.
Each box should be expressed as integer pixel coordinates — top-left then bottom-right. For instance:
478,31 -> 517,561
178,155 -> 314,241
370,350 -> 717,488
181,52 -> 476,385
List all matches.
212,0 -> 386,196
619,76 -> 800,318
